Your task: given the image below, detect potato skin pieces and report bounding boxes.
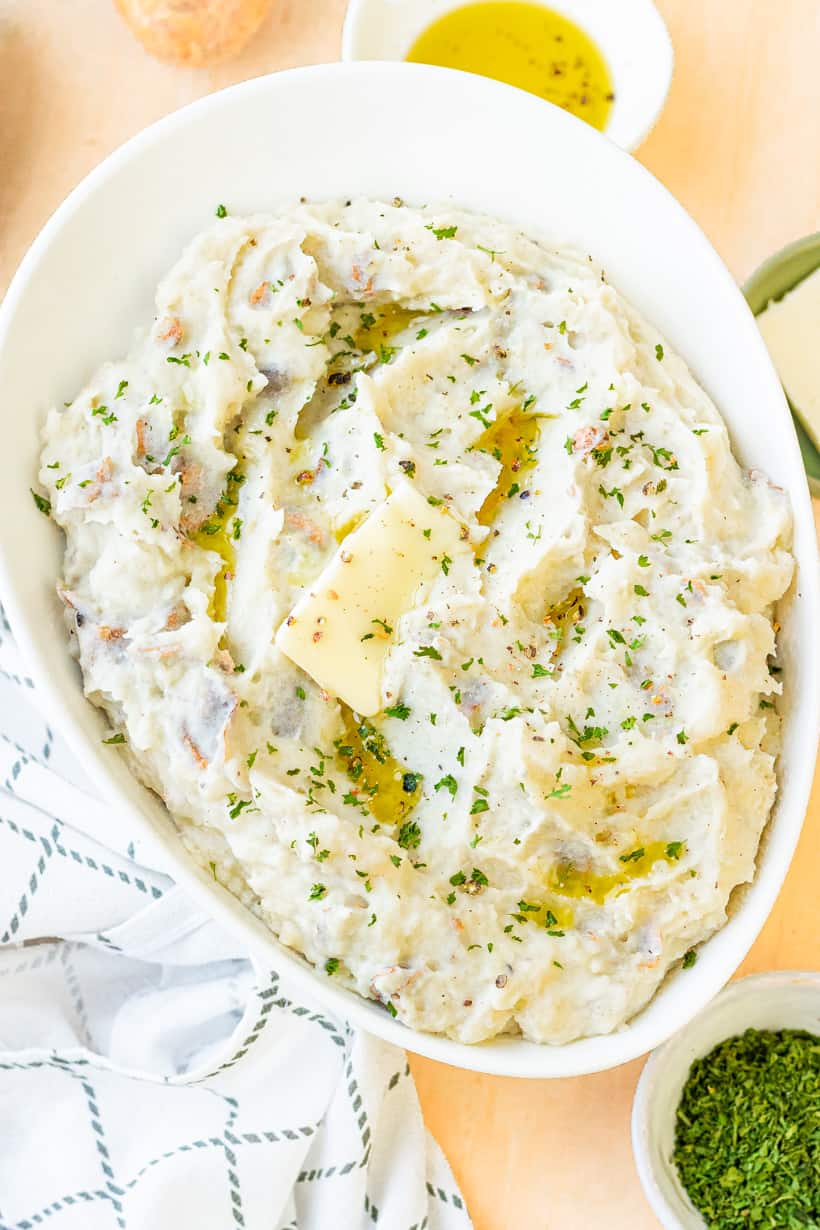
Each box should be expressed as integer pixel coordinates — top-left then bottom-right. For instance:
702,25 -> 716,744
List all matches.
115,0 -> 273,66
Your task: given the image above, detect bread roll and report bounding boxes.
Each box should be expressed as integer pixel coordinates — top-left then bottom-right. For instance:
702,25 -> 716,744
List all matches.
115,0 -> 273,67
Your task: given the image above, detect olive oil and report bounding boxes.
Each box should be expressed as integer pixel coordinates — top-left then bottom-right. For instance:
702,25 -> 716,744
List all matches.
195,521 -> 235,623
335,705 -> 422,827
548,840 -> 684,904
475,403 -> 541,525
354,304 -> 424,357
542,586 -> 585,652
294,305 -> 425,440
193,475 -> 241,623
333,511 -> 368,543
407,1 -> 614,131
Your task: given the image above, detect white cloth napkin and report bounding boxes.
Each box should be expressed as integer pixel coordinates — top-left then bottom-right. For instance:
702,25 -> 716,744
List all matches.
0,609 -> 471,1230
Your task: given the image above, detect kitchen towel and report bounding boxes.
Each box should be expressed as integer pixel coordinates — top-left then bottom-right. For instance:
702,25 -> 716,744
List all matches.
0,608 -> 471,1230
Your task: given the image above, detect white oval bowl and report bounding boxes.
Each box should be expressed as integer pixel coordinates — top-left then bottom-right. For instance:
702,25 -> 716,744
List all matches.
341,0 -> 674,150
0,62 -> 816,1078
632,970 -> 820,1229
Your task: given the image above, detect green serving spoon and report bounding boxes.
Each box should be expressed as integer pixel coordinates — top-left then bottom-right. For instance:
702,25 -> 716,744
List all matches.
743,232 -> 820,497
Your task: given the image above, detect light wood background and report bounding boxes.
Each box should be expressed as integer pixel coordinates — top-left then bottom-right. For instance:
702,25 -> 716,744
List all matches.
1,2 -> 818,1227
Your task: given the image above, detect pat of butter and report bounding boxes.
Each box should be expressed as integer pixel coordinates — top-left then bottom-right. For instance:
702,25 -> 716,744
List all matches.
757,266 -> 820,448
275,482 -> 463,715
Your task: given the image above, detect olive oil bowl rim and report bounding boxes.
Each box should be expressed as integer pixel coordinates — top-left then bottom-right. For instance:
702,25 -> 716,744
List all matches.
341,0 -> 675,151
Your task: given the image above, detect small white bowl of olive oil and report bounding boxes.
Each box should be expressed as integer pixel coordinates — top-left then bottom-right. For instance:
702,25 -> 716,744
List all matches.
341,0 -> 674,151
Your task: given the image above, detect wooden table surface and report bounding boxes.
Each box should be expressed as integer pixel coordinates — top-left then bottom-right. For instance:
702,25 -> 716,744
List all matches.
1,2 -> 818,1226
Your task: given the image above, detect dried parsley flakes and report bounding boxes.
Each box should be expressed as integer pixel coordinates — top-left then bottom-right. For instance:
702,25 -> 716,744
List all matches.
673,1028 -> 819,1229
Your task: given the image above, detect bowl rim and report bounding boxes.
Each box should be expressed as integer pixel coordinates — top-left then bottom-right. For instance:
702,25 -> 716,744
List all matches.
742,231 -> 820,498
743,230 -> 820,300
631,969 -> 820,1229
340,0 -> 675,151
0,60 -> 817,1078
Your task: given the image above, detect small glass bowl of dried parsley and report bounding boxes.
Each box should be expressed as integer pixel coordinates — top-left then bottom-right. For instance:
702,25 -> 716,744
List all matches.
632,970 -> 820,1229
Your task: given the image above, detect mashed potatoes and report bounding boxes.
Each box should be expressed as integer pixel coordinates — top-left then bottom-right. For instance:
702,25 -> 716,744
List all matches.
38,200 -> 793,1043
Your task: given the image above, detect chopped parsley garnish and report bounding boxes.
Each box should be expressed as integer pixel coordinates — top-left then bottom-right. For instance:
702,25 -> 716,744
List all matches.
599,483 -> 624,507
672,1028 -> 820,1230
31,490 -> 51,516
397,820 -> 421,849
426,224 -> 458,240
162,433 -> 191,467
434,774 -> 458,798
619,847 -> 645,864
